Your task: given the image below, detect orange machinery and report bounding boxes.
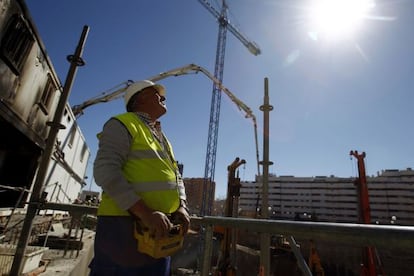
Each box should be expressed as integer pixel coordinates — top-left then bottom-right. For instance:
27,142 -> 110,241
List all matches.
215,157 -> 245,276
350,150 -> 385,276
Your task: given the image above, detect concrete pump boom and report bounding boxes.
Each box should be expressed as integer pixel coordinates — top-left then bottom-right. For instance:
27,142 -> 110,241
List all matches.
71,63 -> 260,176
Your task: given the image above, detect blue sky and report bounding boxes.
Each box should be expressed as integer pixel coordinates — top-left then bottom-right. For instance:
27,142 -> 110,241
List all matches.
26,0 -> 414,199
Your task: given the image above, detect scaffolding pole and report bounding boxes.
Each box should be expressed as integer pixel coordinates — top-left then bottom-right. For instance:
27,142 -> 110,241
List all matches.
259,77 -> 274,276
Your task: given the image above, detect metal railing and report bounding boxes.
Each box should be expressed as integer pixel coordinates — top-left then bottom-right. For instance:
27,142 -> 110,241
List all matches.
7,203 -> 414,275
192,216 -> 414,276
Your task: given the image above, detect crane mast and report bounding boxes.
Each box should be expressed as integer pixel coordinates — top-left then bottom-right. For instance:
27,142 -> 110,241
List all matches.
350,150 -> 371,224
202,0 -> 228,216
350,150 -> 385,276
198,0 -> 261,216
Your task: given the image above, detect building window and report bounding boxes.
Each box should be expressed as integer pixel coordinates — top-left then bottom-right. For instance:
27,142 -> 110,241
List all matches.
38,74 -> 56,114
80,142 -> 87,162
68,125 -> 76,148
0,14 -> 34,75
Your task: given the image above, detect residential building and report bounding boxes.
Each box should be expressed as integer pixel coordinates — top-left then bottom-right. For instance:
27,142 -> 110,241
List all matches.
239,168 -> 414,225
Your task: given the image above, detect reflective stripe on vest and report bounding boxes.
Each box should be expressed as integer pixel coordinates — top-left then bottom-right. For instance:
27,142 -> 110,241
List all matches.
128,149 -> 169,160
131,181 -> 178,192
97,112 -> 180,216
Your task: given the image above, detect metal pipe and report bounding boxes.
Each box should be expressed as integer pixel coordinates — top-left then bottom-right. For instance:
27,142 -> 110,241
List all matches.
288,236 -> 312,276
10,25 -> 89,276
194,216 -> 414,250
41,202 -> 97,215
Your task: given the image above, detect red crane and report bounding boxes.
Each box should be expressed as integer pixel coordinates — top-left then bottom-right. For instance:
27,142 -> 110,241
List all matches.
350,150 -> 371,224
350,150 -> 385,276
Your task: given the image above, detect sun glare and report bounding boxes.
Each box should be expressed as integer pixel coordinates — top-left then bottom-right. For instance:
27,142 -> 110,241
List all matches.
308,0 -> 375,40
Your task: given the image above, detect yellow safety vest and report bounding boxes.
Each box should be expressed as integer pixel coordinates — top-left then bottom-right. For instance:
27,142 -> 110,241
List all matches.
98,112 -> 181,216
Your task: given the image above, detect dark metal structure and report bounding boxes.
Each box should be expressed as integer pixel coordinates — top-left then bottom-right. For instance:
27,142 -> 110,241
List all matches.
197,0 -> 261,215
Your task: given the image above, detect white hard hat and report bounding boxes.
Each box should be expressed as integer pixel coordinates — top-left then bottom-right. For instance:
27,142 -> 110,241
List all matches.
124,80 -> 166,107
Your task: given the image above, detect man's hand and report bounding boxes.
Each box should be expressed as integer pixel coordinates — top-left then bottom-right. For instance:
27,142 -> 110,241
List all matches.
172,205 -> 190,234
128,200 -> 172,238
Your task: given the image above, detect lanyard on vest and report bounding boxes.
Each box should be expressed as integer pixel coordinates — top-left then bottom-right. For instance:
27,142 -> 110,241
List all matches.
136,113 -> 181,182
159,132 -> 184,186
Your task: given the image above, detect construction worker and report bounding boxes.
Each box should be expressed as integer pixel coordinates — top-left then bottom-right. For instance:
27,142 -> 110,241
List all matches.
89,80 -> 190,275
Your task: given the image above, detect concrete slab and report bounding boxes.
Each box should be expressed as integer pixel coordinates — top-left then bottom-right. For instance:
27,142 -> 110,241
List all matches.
40,230 -> 94,276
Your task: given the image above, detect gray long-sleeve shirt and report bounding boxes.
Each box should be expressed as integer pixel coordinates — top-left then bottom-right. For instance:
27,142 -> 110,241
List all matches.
93,116 -> 186,211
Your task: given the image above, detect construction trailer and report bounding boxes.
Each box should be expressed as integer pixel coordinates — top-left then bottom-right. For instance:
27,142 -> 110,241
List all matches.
0,0 -> 90,216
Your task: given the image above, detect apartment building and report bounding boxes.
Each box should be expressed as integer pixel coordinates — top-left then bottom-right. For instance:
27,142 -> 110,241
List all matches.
239,168 -> 414,225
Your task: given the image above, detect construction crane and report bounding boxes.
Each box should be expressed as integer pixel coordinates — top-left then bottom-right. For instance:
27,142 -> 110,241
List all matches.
197,0 -> 261,216
350,150 -> 386,276
71,63 -> 260,176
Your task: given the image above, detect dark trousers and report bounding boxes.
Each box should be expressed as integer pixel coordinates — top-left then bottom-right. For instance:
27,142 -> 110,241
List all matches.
89,256 -> 171,276
89,216 -> 171,276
